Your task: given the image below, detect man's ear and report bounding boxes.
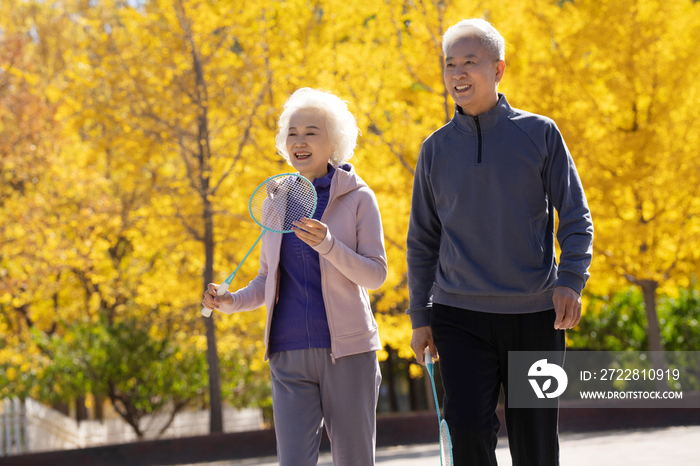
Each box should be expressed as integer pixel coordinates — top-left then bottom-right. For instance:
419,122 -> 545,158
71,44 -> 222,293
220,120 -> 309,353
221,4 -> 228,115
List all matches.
496,60 -> 506,83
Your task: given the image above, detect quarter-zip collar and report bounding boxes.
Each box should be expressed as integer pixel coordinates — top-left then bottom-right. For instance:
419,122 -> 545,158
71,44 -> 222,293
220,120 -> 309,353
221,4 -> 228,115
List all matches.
452,93 -> 512,135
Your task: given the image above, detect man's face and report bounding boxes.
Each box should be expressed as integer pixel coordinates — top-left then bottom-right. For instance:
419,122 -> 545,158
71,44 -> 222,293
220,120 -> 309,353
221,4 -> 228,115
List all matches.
444,34 -> 505,117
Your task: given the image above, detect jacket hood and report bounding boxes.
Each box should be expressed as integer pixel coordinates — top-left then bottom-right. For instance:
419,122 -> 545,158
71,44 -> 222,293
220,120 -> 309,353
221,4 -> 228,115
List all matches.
329,162 -> 367,200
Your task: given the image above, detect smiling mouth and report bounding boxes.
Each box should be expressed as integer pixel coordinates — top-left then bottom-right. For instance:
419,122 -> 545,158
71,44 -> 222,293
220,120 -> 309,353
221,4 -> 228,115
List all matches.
294,151 -> 311,160
455,84 -> 471,92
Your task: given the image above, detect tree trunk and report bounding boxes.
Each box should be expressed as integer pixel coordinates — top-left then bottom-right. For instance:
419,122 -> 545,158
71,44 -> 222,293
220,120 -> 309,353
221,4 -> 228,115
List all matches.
384,346 -> 399,412
638,279 -> 668,390
175,0 -> 223,433
408,363 -> 424,411
639,280 -> 663,352
94,395 -> 104,421
75,396 -> 88,423
203,205 -> 223,433
52,401 -> 69,416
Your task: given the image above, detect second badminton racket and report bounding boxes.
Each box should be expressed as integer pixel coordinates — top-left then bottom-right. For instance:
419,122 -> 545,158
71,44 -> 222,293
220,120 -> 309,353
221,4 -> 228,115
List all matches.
426,348 -> 454,466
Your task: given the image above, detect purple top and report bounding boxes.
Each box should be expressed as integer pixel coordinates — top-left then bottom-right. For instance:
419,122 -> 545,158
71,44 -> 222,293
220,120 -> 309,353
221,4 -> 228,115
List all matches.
268,166 -> 336,353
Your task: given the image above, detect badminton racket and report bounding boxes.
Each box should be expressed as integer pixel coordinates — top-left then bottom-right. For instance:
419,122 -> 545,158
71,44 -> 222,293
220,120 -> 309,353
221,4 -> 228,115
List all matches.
201,173 -> 318,317
425,348 -> 454,466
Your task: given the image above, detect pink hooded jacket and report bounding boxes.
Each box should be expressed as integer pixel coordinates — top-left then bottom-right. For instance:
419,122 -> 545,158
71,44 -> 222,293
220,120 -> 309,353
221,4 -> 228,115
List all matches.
216,164 -> 387,361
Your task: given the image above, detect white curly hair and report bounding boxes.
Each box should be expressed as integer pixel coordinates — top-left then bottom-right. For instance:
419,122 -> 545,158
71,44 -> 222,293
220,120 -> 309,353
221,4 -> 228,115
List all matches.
275,88 -> 359,167
442,18 -> 506,62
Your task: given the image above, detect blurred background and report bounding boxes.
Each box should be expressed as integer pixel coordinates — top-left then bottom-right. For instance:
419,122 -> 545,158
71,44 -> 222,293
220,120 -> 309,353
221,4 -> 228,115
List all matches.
1,0 -> 699,458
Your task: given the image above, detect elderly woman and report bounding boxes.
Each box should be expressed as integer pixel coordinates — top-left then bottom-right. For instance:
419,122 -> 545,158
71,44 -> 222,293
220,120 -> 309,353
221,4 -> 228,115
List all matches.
202,88 -> 387,466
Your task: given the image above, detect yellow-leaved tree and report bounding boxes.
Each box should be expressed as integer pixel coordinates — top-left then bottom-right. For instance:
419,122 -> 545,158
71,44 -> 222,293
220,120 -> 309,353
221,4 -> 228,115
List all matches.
4,0 -> 700,427
0,0 -> 79,406
492,0 -> 700,362
49,0 -> 286,431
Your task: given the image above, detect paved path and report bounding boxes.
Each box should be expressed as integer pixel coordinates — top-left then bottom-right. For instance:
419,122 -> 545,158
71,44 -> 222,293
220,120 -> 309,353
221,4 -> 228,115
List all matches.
182,425 -> 700,465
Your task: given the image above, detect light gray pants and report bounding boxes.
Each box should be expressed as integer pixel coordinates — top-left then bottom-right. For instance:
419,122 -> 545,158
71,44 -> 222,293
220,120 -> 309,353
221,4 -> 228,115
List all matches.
269,349 -> 381,466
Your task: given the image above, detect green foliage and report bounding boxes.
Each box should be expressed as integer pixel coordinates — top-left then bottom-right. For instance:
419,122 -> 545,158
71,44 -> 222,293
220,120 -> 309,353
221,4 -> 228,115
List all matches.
571,289 -> 649,351
572,286 -> 700,351
31,316 -> 208,435
43,318 -> 206,396
658,287 -> 700,351
219,351 -> 272,424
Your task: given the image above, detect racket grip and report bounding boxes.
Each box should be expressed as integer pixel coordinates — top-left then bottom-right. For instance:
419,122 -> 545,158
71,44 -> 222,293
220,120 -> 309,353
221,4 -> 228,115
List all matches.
424,347 -> 434,365
200,283 -> 231,317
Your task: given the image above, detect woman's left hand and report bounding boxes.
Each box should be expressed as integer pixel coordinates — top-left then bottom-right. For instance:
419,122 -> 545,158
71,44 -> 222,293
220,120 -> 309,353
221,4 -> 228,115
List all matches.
293,218 -> 328,247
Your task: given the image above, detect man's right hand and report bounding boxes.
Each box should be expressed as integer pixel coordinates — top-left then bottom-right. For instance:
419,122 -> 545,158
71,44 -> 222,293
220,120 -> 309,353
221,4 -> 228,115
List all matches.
411,326 -> 438,365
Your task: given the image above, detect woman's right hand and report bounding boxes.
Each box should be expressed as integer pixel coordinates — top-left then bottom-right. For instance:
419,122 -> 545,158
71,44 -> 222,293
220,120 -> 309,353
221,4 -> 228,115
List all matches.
202,283 -> 234,310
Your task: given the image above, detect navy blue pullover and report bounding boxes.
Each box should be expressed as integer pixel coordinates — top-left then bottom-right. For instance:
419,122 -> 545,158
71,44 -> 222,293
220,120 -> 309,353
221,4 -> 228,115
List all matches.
268,166 -> 335,352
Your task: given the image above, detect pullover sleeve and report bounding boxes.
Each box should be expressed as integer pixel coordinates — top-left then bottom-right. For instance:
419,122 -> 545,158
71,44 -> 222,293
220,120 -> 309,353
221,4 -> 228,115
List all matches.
406,141 -> 442,328
543,123 -> 594,294
312,187 -> 388,290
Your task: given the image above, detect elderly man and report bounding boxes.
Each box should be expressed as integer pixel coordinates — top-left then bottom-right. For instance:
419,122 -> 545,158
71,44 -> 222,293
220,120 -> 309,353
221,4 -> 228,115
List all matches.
407,18 -> 594,466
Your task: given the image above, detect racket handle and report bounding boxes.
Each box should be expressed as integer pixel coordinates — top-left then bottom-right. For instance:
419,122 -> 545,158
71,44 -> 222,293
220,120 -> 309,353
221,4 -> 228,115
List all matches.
424,347 -> 434,365
201,283 -> 231,317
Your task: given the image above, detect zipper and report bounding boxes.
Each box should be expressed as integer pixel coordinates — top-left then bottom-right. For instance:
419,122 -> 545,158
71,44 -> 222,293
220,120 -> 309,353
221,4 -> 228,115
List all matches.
474,116 -> 483,164
316,198 -> 337,364
319,252 -> 337,365
303,244 -> 311,349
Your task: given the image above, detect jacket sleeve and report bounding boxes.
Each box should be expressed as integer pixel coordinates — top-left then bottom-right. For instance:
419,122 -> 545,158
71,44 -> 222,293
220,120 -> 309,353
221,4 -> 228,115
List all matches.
406,142 -> 441,329
312,187 -> 388,290
215,233 -> 269,314
543,122 -> 594,294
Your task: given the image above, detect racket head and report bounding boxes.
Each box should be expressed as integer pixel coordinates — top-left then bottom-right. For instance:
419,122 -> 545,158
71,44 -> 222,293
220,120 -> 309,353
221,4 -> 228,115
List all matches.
249,173 -> 317,233
439,419 -> 454,466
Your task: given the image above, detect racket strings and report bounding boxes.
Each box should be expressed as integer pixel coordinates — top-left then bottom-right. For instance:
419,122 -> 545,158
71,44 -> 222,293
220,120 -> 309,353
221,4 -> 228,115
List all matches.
250,175 -> 317,233
440,419 -> 454,466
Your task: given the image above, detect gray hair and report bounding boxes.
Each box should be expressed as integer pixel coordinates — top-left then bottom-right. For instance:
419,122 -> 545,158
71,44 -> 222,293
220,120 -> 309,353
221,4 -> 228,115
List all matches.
442,18 -> 506,62
275,88 -> 359,167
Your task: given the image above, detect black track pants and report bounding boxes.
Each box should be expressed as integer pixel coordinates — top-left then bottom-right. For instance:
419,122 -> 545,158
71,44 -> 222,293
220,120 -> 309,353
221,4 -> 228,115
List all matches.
431,303 -> 565,466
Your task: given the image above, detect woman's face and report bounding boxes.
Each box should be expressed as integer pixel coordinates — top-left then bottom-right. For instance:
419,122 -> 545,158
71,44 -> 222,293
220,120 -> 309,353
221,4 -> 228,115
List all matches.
286,108 -> 333,181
